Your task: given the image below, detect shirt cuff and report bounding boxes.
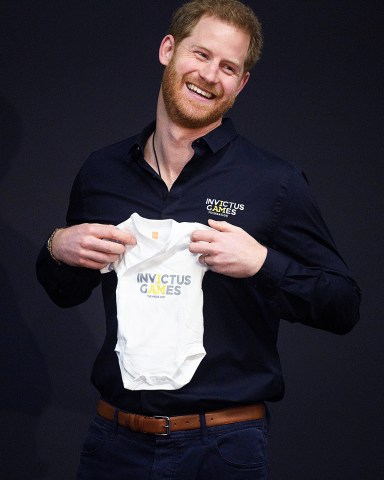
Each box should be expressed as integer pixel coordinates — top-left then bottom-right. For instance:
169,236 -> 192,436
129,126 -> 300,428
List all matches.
36,244 -> 101,306
251,248 -> 290,297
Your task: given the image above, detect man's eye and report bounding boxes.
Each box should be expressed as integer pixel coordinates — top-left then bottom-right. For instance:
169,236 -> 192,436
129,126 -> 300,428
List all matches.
224,64 -> 235,73
196,51 -> 208,59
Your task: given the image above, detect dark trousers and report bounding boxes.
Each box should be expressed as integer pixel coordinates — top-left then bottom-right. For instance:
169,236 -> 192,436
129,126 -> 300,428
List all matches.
76,412 -> 269,480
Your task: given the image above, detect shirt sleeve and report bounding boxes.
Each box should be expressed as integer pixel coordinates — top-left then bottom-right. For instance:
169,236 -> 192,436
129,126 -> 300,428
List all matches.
35,162 -> 102,308
36,244 -> 101,308
253,164 -> 361,334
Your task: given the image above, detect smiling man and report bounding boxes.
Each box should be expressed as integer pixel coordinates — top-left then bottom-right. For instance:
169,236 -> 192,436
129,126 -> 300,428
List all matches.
159,15 -> 250,130
36,1 -> 360,479
149,10 -> 253,190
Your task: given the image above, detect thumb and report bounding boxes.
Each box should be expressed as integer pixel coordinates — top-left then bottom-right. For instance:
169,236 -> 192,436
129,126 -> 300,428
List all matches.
208,219 -> 238,232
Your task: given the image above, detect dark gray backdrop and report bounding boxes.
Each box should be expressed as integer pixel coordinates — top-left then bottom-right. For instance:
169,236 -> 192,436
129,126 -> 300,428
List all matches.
1,1 -> 383,479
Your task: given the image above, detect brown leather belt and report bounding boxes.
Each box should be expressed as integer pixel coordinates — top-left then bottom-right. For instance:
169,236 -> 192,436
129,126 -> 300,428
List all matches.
97,399 -> 265,436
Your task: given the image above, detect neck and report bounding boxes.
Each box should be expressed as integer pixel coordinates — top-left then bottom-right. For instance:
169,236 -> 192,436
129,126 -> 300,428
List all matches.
149,128 -> 192,190
144,91 -> 222,189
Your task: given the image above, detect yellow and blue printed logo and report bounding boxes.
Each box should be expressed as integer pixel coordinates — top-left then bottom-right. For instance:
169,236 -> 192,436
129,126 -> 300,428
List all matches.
206,198 -> 245,217
136,273 -> 192,298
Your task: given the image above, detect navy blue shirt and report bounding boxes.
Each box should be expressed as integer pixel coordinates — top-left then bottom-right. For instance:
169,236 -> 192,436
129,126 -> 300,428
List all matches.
36,118 -> 360,415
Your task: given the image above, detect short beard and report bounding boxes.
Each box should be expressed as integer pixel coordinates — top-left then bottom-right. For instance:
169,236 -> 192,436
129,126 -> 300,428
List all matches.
161,57 -> 237,129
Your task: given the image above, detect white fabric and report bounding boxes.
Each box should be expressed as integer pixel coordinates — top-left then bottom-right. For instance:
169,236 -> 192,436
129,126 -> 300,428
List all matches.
102,213 -> 211,390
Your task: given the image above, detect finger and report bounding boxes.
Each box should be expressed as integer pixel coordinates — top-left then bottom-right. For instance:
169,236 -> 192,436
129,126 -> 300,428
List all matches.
189,240 -> 211,255
203,254 -> 213,268
190,229 -> 214,243
96,238 -> 128,255
78,249 -> 123,269
94,224 -> 137,245
77,232 -> 129,257
198,254 -> 212,268
113,228 -> 137,245
208,219 -> 239,233
83,259 -> 110,270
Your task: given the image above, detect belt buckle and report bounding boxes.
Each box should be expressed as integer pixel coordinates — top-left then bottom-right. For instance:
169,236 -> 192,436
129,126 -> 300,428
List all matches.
154,415 -> 171,436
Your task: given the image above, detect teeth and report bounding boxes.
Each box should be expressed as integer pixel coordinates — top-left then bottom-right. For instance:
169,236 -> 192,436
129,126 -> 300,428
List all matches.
187,83 -> 213,99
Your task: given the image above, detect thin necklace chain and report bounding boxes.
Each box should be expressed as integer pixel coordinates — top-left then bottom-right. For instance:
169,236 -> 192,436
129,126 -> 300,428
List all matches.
152,131 -> 162,178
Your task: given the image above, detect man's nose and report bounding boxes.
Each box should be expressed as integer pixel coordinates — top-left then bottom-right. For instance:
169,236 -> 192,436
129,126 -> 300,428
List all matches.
199,61 -> 219,84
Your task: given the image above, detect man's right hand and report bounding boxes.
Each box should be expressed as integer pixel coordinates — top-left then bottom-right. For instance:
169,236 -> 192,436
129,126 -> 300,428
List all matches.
51,223 -> 137,269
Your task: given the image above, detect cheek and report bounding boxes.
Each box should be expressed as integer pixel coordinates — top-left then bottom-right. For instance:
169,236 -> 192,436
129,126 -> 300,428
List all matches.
172,54 -> 198,71
221,78 -> 242,98
230,75 -> 248,97
184,61 -> 204,78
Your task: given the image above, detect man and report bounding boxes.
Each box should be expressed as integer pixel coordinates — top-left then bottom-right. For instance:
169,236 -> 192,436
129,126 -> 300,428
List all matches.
36,1 -> 360,478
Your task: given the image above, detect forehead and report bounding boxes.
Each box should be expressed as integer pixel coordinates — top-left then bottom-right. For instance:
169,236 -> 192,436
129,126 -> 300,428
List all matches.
182,15 -> 250,65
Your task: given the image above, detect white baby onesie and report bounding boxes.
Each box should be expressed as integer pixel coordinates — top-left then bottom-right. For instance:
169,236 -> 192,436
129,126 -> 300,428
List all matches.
102,213 -> 211,390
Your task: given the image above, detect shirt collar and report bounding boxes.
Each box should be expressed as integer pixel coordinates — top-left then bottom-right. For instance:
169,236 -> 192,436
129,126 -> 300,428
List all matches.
130,117 -> 238,158
199,117 -> 238,153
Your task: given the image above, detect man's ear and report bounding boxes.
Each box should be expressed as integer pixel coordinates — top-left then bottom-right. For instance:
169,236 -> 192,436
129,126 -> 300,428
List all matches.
159,35 -> 175,66
236,71 -> 250,97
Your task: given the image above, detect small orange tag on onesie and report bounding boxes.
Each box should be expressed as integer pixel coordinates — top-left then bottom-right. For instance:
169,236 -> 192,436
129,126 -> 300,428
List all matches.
152,231 -> 159,240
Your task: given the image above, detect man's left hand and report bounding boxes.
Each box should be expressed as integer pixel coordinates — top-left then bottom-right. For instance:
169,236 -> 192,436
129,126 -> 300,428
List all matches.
189,219 -> 267,278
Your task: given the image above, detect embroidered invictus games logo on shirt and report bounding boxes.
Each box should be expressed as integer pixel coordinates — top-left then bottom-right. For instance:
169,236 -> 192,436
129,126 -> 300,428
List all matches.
206,198 -> 245,217
137,272 -> 192,298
